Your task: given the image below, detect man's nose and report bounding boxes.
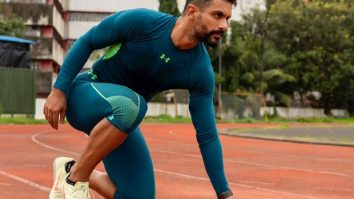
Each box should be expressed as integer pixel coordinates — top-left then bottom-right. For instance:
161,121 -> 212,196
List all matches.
219,19 -> 228,31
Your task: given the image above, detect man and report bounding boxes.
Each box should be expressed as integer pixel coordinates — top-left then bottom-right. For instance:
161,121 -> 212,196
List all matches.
44,0 -> 236,198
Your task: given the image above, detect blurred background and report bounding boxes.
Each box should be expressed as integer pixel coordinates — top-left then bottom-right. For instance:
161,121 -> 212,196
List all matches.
0,0 -> 353,121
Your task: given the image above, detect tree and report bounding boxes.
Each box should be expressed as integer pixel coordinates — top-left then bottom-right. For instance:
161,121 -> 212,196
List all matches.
0,4 -> 26,37
268,0 -> 354,115
209,0 -> 354,116
0,15 -> 25,37
159,0 -> 181,16
212,8 -> 295,107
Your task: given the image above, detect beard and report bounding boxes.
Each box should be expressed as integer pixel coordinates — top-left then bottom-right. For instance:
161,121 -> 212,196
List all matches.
195,25 -> 224,48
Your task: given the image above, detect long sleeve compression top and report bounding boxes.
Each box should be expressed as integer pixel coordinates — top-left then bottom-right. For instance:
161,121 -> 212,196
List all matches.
54,8 -> 231,194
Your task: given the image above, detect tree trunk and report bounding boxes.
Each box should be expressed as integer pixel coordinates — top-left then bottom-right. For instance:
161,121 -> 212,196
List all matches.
347,100 -> 354,117
323,94 -> 332,116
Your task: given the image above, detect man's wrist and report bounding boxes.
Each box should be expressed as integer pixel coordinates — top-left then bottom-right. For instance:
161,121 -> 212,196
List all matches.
52,86 -> 66,95
217,190 -> 233,199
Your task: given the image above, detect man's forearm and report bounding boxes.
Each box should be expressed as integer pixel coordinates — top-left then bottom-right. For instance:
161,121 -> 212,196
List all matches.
198,133 -> 231,195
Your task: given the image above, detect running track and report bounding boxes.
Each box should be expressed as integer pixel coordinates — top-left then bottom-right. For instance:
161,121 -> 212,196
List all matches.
0,123 -> 353,199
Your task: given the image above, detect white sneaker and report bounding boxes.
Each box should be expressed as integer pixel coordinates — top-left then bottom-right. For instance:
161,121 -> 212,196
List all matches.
62,173 -> 90,199
49,157 -> 75,199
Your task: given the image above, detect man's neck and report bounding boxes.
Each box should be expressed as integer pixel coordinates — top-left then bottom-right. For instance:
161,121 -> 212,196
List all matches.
171,17 -> 199,50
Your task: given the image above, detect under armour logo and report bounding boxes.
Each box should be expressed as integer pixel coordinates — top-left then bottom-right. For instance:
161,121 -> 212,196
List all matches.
87,69 -> 98,80
160,54 -> 170,63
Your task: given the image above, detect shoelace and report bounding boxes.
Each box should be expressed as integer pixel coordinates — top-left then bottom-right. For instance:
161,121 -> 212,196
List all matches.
72,184 -> 90,199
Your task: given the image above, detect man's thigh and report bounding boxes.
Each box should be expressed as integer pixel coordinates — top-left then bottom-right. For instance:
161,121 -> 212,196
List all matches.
66,79 -> 147,135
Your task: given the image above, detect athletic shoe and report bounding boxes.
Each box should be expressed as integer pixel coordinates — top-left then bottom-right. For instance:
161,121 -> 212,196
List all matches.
49,157 -> 75,199
62,173 -> 90,199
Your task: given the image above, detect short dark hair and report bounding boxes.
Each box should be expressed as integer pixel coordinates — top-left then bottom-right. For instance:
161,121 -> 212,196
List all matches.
182,0 -> 237,14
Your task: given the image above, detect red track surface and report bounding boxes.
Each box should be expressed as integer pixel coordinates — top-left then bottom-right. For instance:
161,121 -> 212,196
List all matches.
0,123 -> 353,199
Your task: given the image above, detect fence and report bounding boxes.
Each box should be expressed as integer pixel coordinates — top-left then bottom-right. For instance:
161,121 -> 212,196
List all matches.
147,90 -> 348,119
149,90 -> 264,120
0,67 -> 36,115
32,89 -> 349,120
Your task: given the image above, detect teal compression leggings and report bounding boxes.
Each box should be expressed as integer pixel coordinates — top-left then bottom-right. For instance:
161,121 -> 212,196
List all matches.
65,72 -> 155,199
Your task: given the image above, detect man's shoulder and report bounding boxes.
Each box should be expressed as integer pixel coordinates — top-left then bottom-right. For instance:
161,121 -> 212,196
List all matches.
119,8 -> 172,21
116,8 -> 174,31
188,44 -> 214,92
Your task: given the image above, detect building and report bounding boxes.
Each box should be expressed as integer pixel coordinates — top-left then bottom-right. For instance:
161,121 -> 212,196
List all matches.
0,0 -> 263,74
177,0 -> 265,21
0,0 -> 159,73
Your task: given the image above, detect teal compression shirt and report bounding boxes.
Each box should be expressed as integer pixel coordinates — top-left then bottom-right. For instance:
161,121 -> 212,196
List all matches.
54,8 -> 231,194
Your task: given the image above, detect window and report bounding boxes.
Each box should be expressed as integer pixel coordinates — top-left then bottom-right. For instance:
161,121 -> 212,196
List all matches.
68,12 -> 110,22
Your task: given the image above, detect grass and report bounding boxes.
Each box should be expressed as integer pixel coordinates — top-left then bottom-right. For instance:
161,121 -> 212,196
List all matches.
0,114 -> 192,124
2,115 -> 352,147
226,131 -> 354,147
223,117 -> 354,124
0,115 -> 353,125
226,121 -> 354,146
143,114 -> 192,123
0,117 -> 47,124
227,133 -> 354,146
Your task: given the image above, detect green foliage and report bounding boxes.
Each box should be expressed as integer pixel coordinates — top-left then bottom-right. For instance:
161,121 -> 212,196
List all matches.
159,0 -> 181,16
0,14 -> 25,37
0,3 -> 53,25
209,0 -> 354,115
268,0 -> 354,114
209,7 -> 296,107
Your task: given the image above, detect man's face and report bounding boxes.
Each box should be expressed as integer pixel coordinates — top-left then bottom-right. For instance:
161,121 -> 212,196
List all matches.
193,0 -> 232,48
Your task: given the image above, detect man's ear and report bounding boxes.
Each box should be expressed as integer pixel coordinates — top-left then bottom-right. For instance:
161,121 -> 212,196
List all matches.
186,4 -> 199,21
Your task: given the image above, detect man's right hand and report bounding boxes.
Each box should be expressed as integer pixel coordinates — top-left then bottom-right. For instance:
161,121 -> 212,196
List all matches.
43,87 -> 67,129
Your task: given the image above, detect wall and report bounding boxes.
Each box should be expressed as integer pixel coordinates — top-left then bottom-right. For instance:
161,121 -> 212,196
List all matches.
34,101 -> 349,120
146,103 -> 191,118
52,39 -> 64,65
67,0 -> 158,12
67,21 -> 99,39
261,107 -> 349,119
52,4 -> 65,38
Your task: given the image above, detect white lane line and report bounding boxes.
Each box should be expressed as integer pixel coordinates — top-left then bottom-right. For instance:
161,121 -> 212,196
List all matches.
164,129 -> 354,164
31,132 -> 79,156
155,169 -> 313,199
34,131 -> 353,178
147,137 -> 195,146
239,180 -> 275,186
0,170 -> 50,192
168,130 -> 176,136
0,182 -> 11,186
168,130 -> 189,137
33,131 -> 316,198
32,132 -> 97,198
149,133 -> 354,177
315,186 -> 354,192
150,149 -> 353,177
23,164 -> 46,168
155,169 -> 210,181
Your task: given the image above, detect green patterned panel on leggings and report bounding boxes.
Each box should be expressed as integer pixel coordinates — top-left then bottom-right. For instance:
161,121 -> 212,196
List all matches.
106,96 -> 139,129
